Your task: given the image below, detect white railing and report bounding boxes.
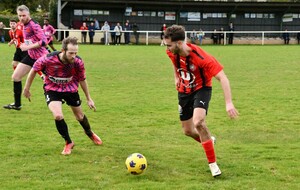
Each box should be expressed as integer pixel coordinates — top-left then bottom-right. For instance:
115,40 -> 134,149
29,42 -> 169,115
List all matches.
4,28 -> 300,45
56,29 -> 300,45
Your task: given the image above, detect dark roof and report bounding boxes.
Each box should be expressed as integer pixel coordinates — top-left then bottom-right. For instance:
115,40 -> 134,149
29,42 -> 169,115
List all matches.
61,0 -> 300,13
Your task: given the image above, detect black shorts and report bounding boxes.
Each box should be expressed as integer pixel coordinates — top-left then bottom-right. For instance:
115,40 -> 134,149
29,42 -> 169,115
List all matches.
13,48 -> 28,62
48,40 -> 53,45
178,87 -> 212,121
20,54 -> 36,67
44,91 -> 81,107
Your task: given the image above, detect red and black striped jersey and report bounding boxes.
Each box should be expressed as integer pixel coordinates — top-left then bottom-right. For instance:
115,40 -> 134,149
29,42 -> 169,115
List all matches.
166,43 -> 223,94
9,28 -> 24,48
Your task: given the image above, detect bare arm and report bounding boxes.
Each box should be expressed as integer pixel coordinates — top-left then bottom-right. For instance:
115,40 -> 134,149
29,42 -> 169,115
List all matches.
19,42 -> 41,51
79,80 -> 96,111
173,67 -> 180,88
23,68 -> 37,101
215,70 -> 239,119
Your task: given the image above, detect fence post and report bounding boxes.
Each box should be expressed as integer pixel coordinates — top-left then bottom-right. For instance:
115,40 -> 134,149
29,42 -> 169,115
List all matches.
146,31 -> 149,45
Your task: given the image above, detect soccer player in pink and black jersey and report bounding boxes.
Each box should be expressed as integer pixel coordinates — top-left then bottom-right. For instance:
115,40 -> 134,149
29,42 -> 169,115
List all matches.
23,36 -> 102,155
3,5 -> 47,110
43,19 -> 56,51
164,25 -> 239,177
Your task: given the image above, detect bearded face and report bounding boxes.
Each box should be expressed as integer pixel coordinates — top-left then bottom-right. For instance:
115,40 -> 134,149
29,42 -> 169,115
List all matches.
61,44 -> 78,64
62,51 -> 75,64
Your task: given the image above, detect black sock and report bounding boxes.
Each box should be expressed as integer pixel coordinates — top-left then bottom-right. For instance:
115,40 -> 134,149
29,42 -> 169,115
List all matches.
79,115 -> 92,136
55,119 -> 72,144
13,81 -> 22,107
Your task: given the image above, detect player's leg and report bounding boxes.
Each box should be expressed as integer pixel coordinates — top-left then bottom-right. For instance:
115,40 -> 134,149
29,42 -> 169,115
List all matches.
47,92 -> 74,155
48,40 -> 56,51
67,93 -> 102,145
193,108 -> 212,142
193,107 -> 221,177
178,94 -> 202,143
192,88 -> 221,177
181,118 -> 202,142
70,105 -> 102,145
3,63 -> 31,110
12,61 -> 18,70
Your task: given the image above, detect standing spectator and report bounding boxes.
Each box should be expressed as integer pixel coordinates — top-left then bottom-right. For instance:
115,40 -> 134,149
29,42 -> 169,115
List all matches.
94,18 -> 100,30
163,25 -> 239,177
228,22 -> 234,44
23,37 -> 103,155
160,24 -> 167,46
3,5 -> 48,110
0,21 -> 6,43
211,29 -> 218,44
80,22 -> 88,44
101,21 -> 110,45
43,19 -> 56,51
110,23 -> 116,45
190,29 -> 197,44
114,22 -> 122,45
132,23 -> 139,45
88,22 -> 95,44
297,32 -> 300,44
218,27 -> 224,45
282,28 -> 290,45
8,19 -> 27,70
197,28 -> 205,45
123,21 -> 131,45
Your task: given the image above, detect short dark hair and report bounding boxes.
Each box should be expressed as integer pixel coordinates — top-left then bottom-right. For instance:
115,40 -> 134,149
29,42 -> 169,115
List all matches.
62,37 -> 78,50
10,19 -> 17,23
164,25 -> 186,42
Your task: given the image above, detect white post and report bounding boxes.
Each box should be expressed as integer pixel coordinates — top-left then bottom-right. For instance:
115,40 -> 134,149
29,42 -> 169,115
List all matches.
57,0 -> 61,41
146,31 -> 149,45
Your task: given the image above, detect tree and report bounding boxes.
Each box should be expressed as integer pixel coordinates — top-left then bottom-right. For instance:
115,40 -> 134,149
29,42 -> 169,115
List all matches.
49,0 -> 57,28
1,0 -> 50,13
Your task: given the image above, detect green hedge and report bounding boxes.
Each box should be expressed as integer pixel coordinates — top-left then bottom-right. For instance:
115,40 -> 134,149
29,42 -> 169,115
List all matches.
0,13 -> 49,42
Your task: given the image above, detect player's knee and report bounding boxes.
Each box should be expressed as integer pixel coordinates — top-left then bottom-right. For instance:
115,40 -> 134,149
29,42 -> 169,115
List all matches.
182,127 -> 194,137
11,73 -> 21,81
54,115 -> 64,121
75,113 -> 84,121
193,118 -> 206,129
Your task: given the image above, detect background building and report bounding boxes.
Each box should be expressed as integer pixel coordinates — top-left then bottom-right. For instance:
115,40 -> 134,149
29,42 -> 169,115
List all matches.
59,0 -> 300,32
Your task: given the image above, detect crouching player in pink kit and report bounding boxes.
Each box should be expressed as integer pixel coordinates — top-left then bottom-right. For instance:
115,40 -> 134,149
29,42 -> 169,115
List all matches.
23,37 -> 102,155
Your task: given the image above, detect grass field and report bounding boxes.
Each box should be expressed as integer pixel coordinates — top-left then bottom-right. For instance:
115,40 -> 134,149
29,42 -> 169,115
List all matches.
0,43 -> 299,190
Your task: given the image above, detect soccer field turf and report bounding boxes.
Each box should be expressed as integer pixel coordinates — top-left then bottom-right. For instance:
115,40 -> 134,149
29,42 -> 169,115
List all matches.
0,44 -> 299,189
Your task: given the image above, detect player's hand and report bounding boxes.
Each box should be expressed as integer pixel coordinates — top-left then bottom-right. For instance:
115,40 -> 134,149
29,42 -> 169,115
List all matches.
226,102 -> 239,119
23,88 -> 31,102
87,99 -> 96,111
19,43 -> 27,51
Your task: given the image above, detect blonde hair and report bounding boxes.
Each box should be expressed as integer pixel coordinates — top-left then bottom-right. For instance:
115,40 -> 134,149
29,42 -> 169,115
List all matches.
16,5 -> 30,13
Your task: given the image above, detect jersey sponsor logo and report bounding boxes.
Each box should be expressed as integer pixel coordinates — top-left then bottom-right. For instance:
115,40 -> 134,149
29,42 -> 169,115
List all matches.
48,76 -> 73,84
24,39 -> 33,45
177,68 -> 197,88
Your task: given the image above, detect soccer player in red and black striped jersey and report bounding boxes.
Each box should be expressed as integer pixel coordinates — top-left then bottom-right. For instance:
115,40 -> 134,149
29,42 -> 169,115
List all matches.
23,37 -> 102,155
3,5 -> 47,110
164,25 -> 239,177
8,19 -> 27,70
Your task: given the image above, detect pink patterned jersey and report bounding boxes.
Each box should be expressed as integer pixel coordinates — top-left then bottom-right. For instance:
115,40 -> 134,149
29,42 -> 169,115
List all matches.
33,52 -> 86,93
23,19 -> 48,59
43,24 -> 56,42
